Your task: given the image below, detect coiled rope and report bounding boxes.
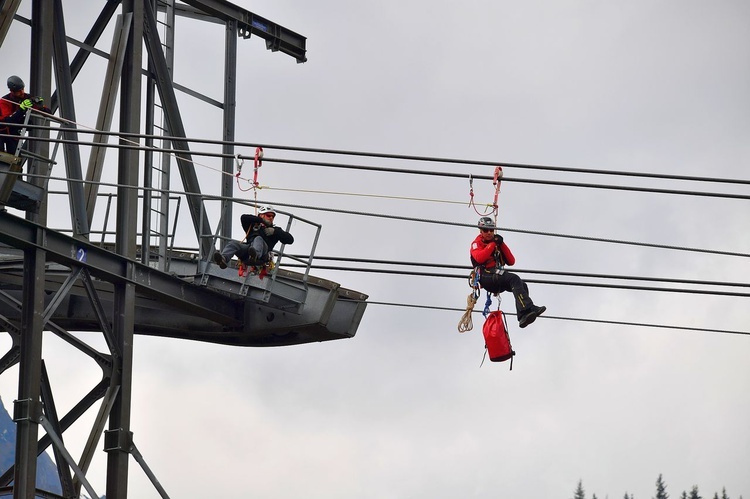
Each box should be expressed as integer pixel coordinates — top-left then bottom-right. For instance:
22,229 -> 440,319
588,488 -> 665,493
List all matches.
457,292 -> 478,333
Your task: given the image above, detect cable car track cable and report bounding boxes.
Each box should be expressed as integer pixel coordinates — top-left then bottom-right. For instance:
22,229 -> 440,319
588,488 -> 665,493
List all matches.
360,301 -> 749,337
17,123 -> 750,188
282,264 -> 750,298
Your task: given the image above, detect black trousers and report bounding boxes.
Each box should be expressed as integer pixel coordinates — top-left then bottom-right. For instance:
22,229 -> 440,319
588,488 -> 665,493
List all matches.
479,269 -> 534,315
0,134 -> 20,155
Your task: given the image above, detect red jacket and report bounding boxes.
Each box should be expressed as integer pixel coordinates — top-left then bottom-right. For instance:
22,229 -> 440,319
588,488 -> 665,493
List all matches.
0,92 -> 30,133
470,234 -> 516,269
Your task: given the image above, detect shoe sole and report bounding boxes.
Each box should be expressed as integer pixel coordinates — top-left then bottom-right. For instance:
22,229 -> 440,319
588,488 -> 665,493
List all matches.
213,252 -> 227,269
519,305 -> 546,328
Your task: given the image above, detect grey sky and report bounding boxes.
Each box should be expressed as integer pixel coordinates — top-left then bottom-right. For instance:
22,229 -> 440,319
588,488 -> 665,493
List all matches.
1,1 -> 749,498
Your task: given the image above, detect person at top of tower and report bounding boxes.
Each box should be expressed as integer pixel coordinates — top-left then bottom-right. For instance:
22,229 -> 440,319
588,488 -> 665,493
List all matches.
470,216 -> 546,328
213,204 -> 294,270
0,75 -> 49,155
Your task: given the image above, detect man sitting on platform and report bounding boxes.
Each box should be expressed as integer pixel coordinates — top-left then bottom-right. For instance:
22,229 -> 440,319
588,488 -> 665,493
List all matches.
213,205 -> 294,271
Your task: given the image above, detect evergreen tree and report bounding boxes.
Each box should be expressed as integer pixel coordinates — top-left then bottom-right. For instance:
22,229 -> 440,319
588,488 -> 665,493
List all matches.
688,485 -> 702,499
681,492 -> 688,499
713,493 -> 719,499
592,494 -> 598,499
654,474 -> 669,499
573,480 -> 586,499
721,488 -> 729,499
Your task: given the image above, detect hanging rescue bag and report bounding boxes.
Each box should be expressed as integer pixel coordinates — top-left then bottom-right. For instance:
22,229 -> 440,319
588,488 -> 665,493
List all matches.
482,310 -> 515,369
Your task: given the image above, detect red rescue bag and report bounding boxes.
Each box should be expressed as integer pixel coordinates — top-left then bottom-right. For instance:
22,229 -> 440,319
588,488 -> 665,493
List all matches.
482,310 -> 515,369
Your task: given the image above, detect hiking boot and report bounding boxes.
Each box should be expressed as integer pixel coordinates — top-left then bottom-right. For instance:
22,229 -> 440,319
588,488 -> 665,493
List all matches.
213,251 -> 227,269
518,305 -> 546,328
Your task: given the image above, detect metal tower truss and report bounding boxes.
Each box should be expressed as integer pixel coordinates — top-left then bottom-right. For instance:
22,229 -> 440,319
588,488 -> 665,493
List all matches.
0,1 -> 365,498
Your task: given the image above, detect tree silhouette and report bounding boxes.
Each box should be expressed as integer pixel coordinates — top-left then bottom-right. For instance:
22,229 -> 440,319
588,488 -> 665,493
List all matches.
573,480 -> 586,499
654,474 -> 669,499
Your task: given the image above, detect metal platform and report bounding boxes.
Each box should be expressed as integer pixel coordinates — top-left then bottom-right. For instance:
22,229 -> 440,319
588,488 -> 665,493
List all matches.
0,152 -> 43,213
0,214 -> 367,347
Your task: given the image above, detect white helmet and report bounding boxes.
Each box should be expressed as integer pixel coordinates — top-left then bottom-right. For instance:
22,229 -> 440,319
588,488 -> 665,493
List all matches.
477,216 -> 496,230
258,205 -> 276,215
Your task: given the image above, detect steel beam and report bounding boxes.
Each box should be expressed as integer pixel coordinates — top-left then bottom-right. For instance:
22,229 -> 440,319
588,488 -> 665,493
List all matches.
181,0 -> 307,62
106,0 -> 143,493
13,245 -> 45,499
142,3 -> 214,257
84,13 -> 132,224
27,0 -> 53,222
0,213 -> 243,325
49,0 -> 120,113
221,19 -> 237,240
51,0 -> 90,238
0,0 -> 22,46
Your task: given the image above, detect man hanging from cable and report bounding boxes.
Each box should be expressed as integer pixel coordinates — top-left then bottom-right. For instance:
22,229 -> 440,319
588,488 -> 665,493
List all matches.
470,216 -> 546,328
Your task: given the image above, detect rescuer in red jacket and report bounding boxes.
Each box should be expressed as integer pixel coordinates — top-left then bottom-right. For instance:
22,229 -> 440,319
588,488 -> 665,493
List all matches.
0,75 -> 49,155
470,216 -> 546,328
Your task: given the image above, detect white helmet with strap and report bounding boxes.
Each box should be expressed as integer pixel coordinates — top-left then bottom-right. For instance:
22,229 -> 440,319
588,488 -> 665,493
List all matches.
477,216 -> 496,230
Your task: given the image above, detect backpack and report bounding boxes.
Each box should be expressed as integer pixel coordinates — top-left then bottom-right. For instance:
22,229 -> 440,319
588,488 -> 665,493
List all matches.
482,310 -> 515,369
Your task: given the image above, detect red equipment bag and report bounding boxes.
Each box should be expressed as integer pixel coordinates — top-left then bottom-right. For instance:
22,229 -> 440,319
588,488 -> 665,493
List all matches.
482,310 -> 515,369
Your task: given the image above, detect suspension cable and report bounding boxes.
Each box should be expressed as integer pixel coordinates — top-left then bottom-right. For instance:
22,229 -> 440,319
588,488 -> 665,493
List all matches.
287,255 -> 750,289
29,172 -> 750,260
251,198 -> 750,259
17,122 -> 750,188
281,263 -> 750,298
361,301 -> 749,336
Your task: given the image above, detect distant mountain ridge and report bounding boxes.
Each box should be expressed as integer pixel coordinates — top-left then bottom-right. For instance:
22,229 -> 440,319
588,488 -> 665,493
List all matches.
0,396 -> 62,495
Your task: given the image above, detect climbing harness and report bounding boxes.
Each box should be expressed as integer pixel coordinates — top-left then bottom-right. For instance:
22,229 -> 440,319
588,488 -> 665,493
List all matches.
237,254 -> 276,280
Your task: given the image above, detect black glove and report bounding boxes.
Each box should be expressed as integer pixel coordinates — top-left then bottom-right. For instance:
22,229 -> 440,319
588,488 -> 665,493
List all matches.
494,234 -> 504,246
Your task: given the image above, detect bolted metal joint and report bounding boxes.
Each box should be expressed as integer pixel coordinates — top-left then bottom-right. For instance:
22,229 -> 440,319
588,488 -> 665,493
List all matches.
12,398 -> 43,423
104,428 -> 134,453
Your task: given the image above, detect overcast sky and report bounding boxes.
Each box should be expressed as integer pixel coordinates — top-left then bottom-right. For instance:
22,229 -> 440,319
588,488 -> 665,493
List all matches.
1,1 -> 749,498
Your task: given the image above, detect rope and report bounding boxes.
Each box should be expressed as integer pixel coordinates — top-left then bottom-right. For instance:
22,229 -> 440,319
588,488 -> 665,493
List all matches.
467,174 -> 496,216
457,293 -> 478,333
252,147 -> 263,209
264,185 -> 470,205
492,166 -> 502,227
